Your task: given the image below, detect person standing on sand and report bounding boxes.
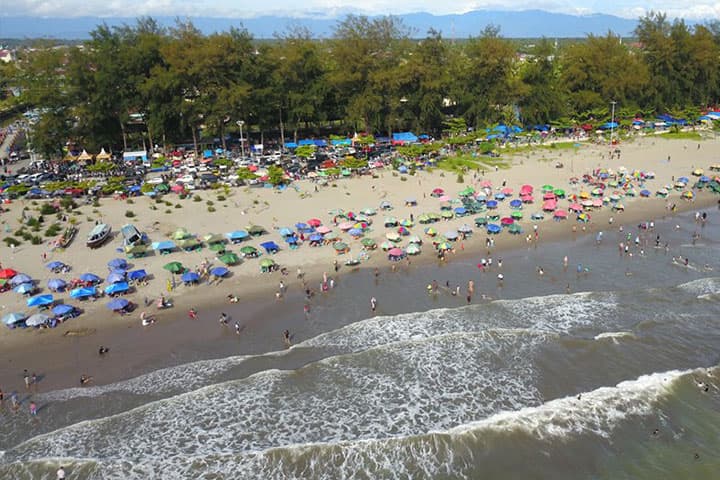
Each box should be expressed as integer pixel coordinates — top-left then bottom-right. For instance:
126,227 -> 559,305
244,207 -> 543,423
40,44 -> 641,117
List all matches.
370,297 -> 377,312
283,329 -> 291,347
56,466 -> 66,479
23,370 -> 30,390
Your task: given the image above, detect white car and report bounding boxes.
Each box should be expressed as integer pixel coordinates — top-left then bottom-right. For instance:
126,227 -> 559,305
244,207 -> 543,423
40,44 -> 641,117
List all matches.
146,177 -> 164,185
177,174 -> 194,184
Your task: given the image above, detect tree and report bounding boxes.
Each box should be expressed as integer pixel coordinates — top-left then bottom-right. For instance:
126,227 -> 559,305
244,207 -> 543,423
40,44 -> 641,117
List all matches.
518,38 -> 566,125
295,145 -> 316,159
267,165 -> 287,185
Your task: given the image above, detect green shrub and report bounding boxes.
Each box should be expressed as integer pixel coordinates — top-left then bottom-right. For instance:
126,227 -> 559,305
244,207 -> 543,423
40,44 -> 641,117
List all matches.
40,204 -> 57,215
126,198 -> 134,204
193,195 -> 202,202
125,210 -> 135,218
216,195 -> 226,201
208,206 -> 216,212
175,203 -> 182,209
206,200 -> 214,206
164,209 -> 172,214
456,173 -> 464,183
45,223 -> 61,237
31,235 -> 42,245
60,197 -> 77,211
3,236 -> 20,246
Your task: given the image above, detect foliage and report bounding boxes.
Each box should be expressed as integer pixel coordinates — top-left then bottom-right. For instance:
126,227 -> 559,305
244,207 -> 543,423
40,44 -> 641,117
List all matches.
40,204 -> 58,215
295,145 -> 316,159
267,165 -> 287,185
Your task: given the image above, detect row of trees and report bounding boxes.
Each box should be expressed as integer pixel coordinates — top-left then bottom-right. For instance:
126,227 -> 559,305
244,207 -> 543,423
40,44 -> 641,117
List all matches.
8,12 -> 720,159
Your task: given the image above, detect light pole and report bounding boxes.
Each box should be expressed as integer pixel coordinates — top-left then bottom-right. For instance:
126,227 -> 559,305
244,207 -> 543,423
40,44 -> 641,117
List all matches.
236,120 -> 245,158
610,101 -> 617,145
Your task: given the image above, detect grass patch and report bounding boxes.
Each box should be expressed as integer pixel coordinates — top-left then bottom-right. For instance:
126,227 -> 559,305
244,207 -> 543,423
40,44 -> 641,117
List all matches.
658,131 -> 703,141
436,154 -> 484,173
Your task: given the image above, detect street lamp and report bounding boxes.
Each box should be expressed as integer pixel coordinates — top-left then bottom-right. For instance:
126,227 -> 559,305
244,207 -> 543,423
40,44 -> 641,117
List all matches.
610,101 -> 617,145
236,120 -> 245,158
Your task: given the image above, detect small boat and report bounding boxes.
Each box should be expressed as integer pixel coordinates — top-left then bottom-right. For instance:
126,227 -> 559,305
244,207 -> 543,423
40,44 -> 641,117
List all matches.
87,223 -> 112,248
57,226 -> 78,248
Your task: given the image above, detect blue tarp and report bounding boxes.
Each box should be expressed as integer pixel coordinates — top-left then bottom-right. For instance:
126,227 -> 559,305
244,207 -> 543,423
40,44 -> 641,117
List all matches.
260,241 -> 280,253
128,269 -> 147,281
600,122 -> 618,129
392,132 -> 418,143
107,298 -> 129,310
52,304 -> 75,315
284,142 -> 298,149
298,139 -> 315,146
105,282 -> 129,295
27,294 -> 53,307
331,139 -> 352,146
152,241 -> 176,251
70,286 -> 97,298
203,149 -> 213,158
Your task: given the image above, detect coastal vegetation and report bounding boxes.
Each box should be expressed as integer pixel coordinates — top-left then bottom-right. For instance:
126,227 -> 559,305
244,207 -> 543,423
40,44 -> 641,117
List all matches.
5,13 -> 720,158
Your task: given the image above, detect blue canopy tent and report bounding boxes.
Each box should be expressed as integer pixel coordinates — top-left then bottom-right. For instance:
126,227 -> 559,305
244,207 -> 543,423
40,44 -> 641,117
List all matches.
48,278 -> 67,291
331,138 -> 352,146
27,294 -> 54,307
105,282 -> 129,295
284,142 -> 298,149
52,304 -> 76,316
70,286 -> 97,299
10,274 -> 32,286
128,269 -> 147,281
599,122 -> 619,130
106,272 -> 126,284
14,283 -> 35,294
79,273 -> 101,283
260,241 -> 280,253
211,267 -> 229,277
152,241 -> 176,253
107,298 -> 130,311
392,132 -> 418,144
298,139 -> 315,146
181,271 -> 200,283
108,258 -> 128,270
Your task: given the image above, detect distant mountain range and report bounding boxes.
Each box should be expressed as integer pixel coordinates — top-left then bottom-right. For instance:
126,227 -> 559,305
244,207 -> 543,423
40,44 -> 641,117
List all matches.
0,10 -> 649,40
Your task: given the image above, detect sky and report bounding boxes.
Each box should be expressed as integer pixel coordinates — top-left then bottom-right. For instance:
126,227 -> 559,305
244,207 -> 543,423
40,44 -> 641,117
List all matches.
7,0 -> 720,20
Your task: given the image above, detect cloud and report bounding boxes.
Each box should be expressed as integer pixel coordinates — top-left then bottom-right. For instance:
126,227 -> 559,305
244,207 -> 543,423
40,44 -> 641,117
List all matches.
4,0 -> 720,19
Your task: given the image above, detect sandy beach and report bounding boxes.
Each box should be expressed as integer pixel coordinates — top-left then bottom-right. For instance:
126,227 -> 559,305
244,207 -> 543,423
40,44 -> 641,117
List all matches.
1,135 -> 718,391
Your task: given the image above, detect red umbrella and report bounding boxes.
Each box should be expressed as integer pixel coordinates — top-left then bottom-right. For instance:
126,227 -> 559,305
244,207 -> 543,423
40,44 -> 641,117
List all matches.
521,194 -> 534,203
248,165 -> 258,172
388,248 -> 404,256
542,192 -> 556,200
554,209 -> 568,218
171,184 -> 184,193
480,180 -> 492,188
542,200 -> 557,211
0,268 -> 17,279
501,187 -> 513,195
569,203 -> 583,212
500,217 -> 514,225
307,218 -> 322,227
520,184 -> 533,194
432,188 -> 444,195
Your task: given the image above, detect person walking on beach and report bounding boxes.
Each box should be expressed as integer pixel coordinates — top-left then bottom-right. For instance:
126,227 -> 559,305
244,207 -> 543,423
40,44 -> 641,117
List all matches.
283,329 -> 291,347
29,401 -> 37,417
370,297 -> 377,312
234,322 -> 241,335
23,370 -> 30,390
188,308 -> 198,320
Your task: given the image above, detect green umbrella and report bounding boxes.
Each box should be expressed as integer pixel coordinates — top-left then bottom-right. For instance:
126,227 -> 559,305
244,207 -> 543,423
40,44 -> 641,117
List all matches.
173,228 -> 190,240
124,244 -> 147,256
509,224 -> 523,234
333,242 -> 349,251
178,238 -> 201,250
428,212 -> 441,220
240,245 -> 258,255
553,189 -> 565,197
406,243 -> 421,255
418,214 -> 431,224
511,211 -> 523,219
219,252 -> 240,265
209,243 -> 226,252
380,241 -> 394,251
154,183 -> 169,192
541,184 -> 554,192
163,262 -> 184,274
474,216 -> 488,226
260,258 -> 275,268
459,187 -> 475,196
361,238 -> 376,247
441,211 -> 454,218
248,225 -> 266,235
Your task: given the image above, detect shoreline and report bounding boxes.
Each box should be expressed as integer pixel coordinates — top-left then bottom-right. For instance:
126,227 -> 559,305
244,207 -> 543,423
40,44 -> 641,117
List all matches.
0,192 -> 716,392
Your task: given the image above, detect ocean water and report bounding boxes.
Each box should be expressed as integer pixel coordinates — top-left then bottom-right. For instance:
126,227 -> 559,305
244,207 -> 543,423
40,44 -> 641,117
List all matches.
1,211 -> 719,479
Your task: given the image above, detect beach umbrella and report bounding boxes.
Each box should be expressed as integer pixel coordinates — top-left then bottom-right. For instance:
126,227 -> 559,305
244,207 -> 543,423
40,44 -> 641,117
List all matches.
10,274 -> 33,286
349,227 -> 364,237
501,187 -> 513,196
128,269 -> 147,281
163,262 -> 185,274
554,209 -> 568,219
541,184 -> 554,192
436,242 -> 452,251
108,258 -> 127,270
682,191 -> 693,199
181,271 -> 200,283
52,304 -> 75,316
0,268 -> 17,279
248,225 -> 267,236
494,193 -> 506,201
226,230 -> 249,241
432,187 -> 444,196
531,212 -> 544,220
203,233 -> 225,244
79,273 -> 101,283
379,201 -> 392,210
173,228 -> 190,240
553,188 -> 565,198
240,246 -> 258,255
444,230 -> 459,240
640,189 -> 651,197
520,184 -> 533,194
333,242 -> 349,252
27,294 -> 53,307
400,219 -> 414,227
70,286 -> 96,298
577,213 -> 590,222
48,278 -> 67,291
2,312 -> 26,325
458,224 -> 473,233
474,216 -> 488,226
441,211 -> 454,219
380,241 -> 394,251
487,224 -> 501,234
406,244 -> 421,255
209,243 -> 226,253
542,200 -> 557,211
486,200 -> 498,209
511,211 -> 523,219
508,224 -> 523,234
316,226 -> 331,234
613,203 -> 626,210
361,238 -> 377,248
480,180 -> 492,188
46,261 -> 66,271
106,272 -> 125,284
211,267 -> 229,277
308,218 -> 322,227
592,199 -> 603,208
699,175 -> 710,183
388,247 -> 404,257
454,207 -> 467,216
104,282 -> 129,295
509,199 -> 522,208
259,258 -> 275,268
397,226 -> 410,236
500,217 -> 514,226
407,235 -> 422,244
656,188 -> 668,197
569,203 -> 583,212
178,238 -> 201,250
360,208 -> 376,216
279,227 -> 294,237
386,231 -> 401,242
152,240 -> 176,251
219,252 -> 241,265
383,217 -> 398,227
424,227 -> 437,236
323,232 -> 339,241
417,214 -> 431,224
14,283 -> 35,294
107,298 -> 130,311
338,221 -> 354,231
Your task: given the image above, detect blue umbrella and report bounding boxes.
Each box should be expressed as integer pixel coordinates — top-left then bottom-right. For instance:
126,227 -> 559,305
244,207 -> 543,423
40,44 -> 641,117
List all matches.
108,258 -> 128,270
279,227 -> 294,237
105,282 -> 129,295
211,266 -> 229,277
487,224 -> 502,234
46,261 -> 66,270
295,222 -> 308,230
26,313 -> 51,326
10,274 -> 32,286
128,185 -> 141,193
152,241 -> 176,251
14,283 -> 35,294
106,272 -> 126,284
2,312 -> 26,325
181,271 -> 200,283
699,175 -> 710,182
486,200 -> 498,209
226,230 -> 249,240
52,304 -> 75,316
309,234 -> 323,242
107,298 -> 130,310
79,273 -> 101,283
454,207 -> 467,215
48,278 -> 67,290
128,269 -> 147,281
509,199 -> 522,208
678,176 -> 689,183
640,189 -> 651,197
70,286 -> 97,298
285,236 -> 298,244
260,241 -> 280,253
494,193 -> 506,200
27,294 -> 54,307
348,228 -> 363,236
